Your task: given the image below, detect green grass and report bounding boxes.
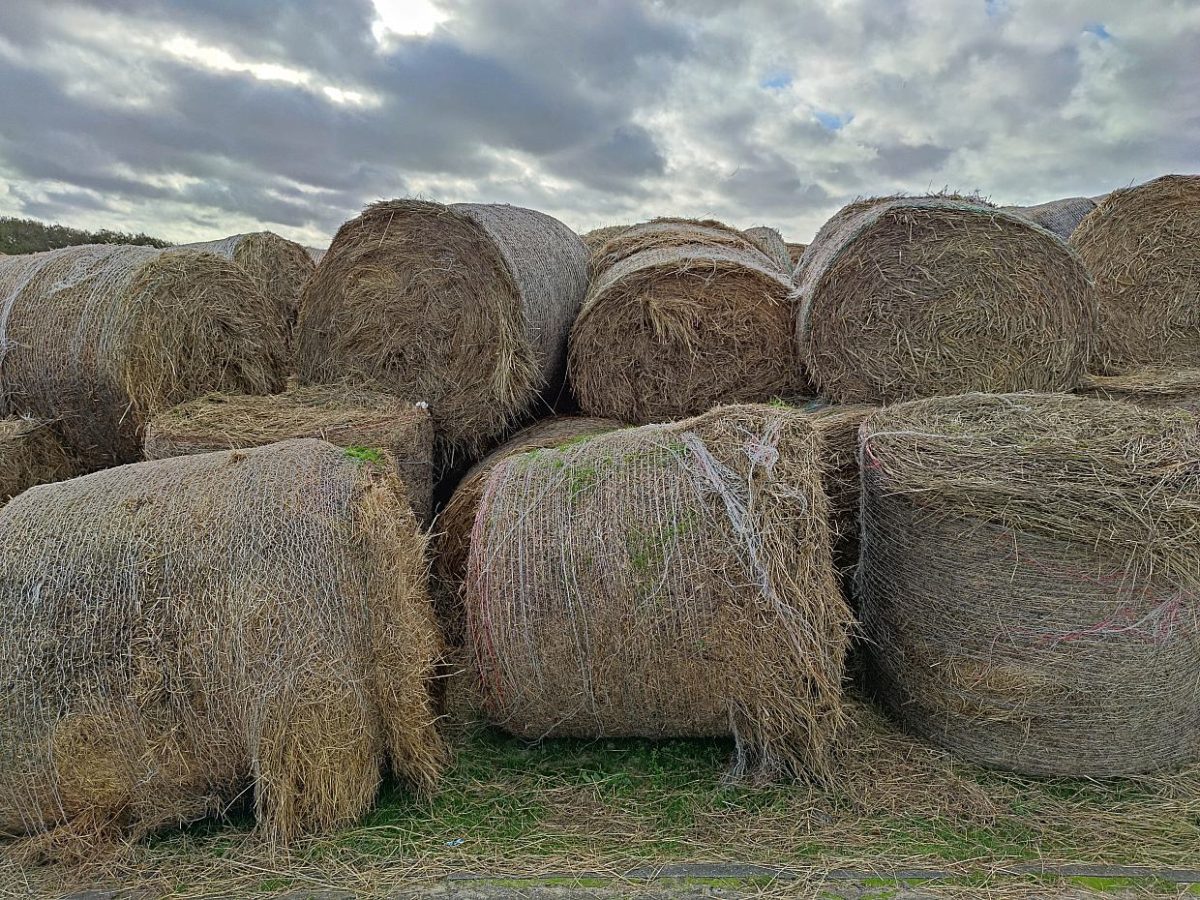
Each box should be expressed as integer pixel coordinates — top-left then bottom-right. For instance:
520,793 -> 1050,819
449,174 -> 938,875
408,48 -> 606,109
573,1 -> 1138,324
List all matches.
343,445 -> 386,464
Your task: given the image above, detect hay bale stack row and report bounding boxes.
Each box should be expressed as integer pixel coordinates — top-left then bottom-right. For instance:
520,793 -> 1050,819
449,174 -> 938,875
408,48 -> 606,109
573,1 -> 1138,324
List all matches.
144,384 -> 435,523
0,244 -> 287,470
182,232 -> 315,328
858,393 -> 1200,777
0,440 -> 445,850
0,416 -> 76,502
296,200 -> 588,469
999,196 -> 1097,240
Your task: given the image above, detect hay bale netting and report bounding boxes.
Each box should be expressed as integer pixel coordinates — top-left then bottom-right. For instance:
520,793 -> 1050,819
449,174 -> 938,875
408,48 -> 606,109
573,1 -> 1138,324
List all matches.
1070,175 -> 1200,373
0,416 -> 76,502
295,200 -> 588,466
182,232 -> 316,328
857,393 -> 1200,776
589,218 -> 773,276
433,415 -> 621,644
143,385 -> 435,523
0,244 -> 288,470
795,196 -> 1093,405
465,404 -> 852,778
569,245 -> 808,424
999,196 -> 1097,240
1078,367 -> 1200,414
743,226 -> 792,272
786,242 -> 807,267
0,439 -> 445,850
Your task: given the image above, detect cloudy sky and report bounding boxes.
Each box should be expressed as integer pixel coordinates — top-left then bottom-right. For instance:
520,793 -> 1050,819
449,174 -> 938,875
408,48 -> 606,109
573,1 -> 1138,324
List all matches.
0,1 -> 1196,247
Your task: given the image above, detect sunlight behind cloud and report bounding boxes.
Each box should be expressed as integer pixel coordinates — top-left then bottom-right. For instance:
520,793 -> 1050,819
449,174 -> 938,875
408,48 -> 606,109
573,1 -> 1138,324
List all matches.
371,0 -> 448,41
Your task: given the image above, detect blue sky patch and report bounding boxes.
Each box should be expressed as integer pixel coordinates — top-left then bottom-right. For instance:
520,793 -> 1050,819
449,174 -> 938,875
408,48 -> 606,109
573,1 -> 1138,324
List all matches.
814,109 -> 852,131
760,71 -> 792,90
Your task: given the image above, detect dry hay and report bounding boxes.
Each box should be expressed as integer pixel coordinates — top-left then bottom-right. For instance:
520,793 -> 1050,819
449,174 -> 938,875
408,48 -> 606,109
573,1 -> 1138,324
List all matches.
295,200 -> 588,467
1078,367 -> 1200,415
465,404 -> 852,780
0,439 -> 445,856
742,225 -> 792,272
0,416 -> 76,501
569,244 -> 808,424
0,245 -> 288,470
304,246 -> 326,264
143,384 -> 434,523
998,196 -> 1097,240
1069,174 -> 1200,373
786,242 -> 807,267
580,224 -> 630,255
796,195 -> 1093,405
433,415 -> 621,645
588,217 -> 773,276
857,392 -> 1200,776
182,232 -> 316,328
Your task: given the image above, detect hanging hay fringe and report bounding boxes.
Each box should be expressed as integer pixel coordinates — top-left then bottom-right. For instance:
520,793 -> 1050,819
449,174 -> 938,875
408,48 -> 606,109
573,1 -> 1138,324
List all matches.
795,195 -> 1093,405
0,416 -> 76,502
0,440 -> 446,854
857,392 -> 1200,776
465,404 -> 852,780
144,385 -> 435,523
589,217 -> 772,276
181,232 -> 316,328
1070,175 -> 1200,373
742,226 -> 793,272
295,200 -> 588,467
0,245 -> 288,470
1078,367 -> 1200,414
999,197 -> 1097,240
569,245 -> 808,424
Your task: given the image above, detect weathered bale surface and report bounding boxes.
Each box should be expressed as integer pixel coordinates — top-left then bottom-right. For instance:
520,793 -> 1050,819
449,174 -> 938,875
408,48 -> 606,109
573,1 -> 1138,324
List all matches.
786,242 -> 807,267
796,196 -> 1093,405
144,385 -> 434,523
570,245 -> 808,424
295,200 -> 588,465
999,197 -> 1097,240
858,393 -> 1200,776
466,404 -> 852,779
0,416 -> 76,501
743,226 -> 792,272
589,218 -> 771,276
581,224 -> 631,255
0,440 -> 445,851
0,245 -> 287,470
182,232 -> 316,327
1078,367 -> 1200,414
434,416 -> 621,644
1070,175 -> 1200,373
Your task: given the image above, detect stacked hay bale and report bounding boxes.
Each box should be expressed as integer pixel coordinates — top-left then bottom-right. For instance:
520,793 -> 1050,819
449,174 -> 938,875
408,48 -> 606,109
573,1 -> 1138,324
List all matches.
305,246 -> 327,264
786,243 -> 807,267
581,224 -> 630,256
182,232 -> 316,328
0,440 -> 445,850
1078,368 -> 1200,414
570,221 -> 808,424
857,393 -> 1200,776
796,195 -> 1093,405
465,404 -> 852,779
295,200 -> 588,468
743,225 -> 793,272
144,385 -> 434,523
0,417 -> 76,502
0,244 -> 288,470
1070,175 -> 1200,373
999,197 -> 1097,240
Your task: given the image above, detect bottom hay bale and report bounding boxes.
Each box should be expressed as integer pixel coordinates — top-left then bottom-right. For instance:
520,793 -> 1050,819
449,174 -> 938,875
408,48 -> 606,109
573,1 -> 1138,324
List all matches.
858,393 -> 1200,776
465,404 -> 853,779
0,417 -> 75,501
143,385 -> 434,523
1078,367 -> 1200,415
0,439 -> 445,853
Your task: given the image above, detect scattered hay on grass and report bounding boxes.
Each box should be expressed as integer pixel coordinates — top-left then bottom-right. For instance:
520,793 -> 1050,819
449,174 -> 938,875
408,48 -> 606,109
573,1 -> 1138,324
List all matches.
998,197 -> 1097,240
181,232 -> 316,328
0,416 -> 76,502
1078,367 -> 1200,415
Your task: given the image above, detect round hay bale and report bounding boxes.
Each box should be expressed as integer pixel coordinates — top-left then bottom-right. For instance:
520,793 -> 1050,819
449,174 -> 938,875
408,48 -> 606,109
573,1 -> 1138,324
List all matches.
0,439 -> 445,849
569,245 -> 808,424
143,385 -> 434,524
786,242 -> 807,267
305,245 -> 327,264
857,392 -> 1200,776
1078,367 -> 1200,414
182,232 -> 316,328
998,196 -> 1097,240
433,415 -> 621,644
0,244 -> 288,470
465,404 -> 852,779
796,196 -> 1093,405
743,225 -> 792,272
0,416 -> 76,502
295,200 -> 588,466
581,224 -> 631,256
589,217 -> 772,276
1069,175 -> 1200,373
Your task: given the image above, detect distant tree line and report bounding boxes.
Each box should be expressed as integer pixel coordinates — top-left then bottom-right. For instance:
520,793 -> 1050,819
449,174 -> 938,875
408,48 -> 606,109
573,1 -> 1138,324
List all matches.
0,217 -> 171,254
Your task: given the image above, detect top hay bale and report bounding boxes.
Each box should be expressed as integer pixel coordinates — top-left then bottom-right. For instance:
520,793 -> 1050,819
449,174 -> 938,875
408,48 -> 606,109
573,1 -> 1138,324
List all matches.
743,226 -> 793,272
786,242 -> 807,267
182,232 -> 316,328
1069,175 -> 1200,373
465,404 -> 852,780
0,416 -> 75,502
295,200 -> 588,465
796,195 -> 1093,405
999,196 -> 1097,240
0,244 -> 288,469
0,439 -> 445,850
143,384 -> 434,523
589,217 -> 773,276
857,393 -> 1200,776
581,224 -> 631,256
1078,367 -> 1200,414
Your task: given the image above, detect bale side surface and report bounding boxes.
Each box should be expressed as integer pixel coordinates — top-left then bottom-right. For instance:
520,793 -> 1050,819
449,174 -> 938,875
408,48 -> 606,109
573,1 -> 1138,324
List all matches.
786,242 -> 807,267
743,226 -> 793,272
182,232 -> 315,327
569,244 -> 808,424
0,439 -> 445,852
1078,367 -> 1200,414
857,392 -> 1200,776
466,404 -> 852,780
796,197 -> 1093,405
999,197 -> 1096,240
0,417 -> 76,501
